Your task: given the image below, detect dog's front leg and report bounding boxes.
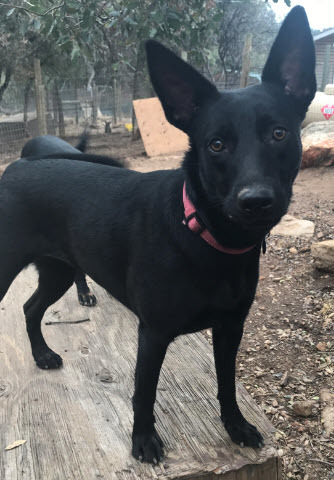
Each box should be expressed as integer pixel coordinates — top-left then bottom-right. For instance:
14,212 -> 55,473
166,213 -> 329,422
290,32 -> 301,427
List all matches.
132,324 -> 170,463
213,319 -> 264,448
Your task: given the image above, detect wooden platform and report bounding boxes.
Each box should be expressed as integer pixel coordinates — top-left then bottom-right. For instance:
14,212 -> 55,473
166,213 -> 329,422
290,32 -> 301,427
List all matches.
0,268 -> 281,479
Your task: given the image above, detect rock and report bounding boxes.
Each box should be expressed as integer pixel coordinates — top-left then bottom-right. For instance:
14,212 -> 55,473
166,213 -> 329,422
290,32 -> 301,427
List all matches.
289,247 -> 298,254
293,400 -> 315,417
272,215 -> 315,237
320,389 -> 334,437
311,240 -> 334,272
316,342 -> 327,352
301,121 -> 334,168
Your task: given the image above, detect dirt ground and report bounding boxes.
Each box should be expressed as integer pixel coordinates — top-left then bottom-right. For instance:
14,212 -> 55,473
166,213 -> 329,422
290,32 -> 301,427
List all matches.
1,132 -> 334,479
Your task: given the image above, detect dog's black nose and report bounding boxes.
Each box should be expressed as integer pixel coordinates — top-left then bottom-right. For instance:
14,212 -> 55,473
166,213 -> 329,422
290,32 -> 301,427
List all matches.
237,187 -> 274,214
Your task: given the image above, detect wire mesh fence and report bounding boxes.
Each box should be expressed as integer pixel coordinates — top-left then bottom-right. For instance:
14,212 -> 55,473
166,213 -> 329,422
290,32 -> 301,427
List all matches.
0,65 -> 263,164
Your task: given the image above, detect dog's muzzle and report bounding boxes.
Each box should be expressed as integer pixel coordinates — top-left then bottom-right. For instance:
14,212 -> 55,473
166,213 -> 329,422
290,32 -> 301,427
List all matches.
237,186 -> 275,216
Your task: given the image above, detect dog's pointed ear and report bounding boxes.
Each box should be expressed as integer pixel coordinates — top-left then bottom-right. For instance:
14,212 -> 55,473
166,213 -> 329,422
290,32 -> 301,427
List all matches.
262,6 -> 316,115
146,40 -> 219,133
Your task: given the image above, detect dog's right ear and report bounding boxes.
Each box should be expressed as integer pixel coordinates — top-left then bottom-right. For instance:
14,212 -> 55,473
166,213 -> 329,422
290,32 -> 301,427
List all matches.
146,40 -> 219,133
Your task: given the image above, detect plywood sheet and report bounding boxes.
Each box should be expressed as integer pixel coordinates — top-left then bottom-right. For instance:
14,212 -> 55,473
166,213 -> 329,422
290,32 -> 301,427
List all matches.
133,97 -> 189,157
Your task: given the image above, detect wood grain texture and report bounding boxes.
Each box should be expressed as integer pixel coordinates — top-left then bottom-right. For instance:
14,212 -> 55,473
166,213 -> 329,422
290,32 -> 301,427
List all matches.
133,98 -> 188,157
0,268 -> 280,479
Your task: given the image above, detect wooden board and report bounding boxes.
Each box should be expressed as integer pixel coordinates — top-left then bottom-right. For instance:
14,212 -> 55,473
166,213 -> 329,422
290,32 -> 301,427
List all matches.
0,268 -> 280,479
133,97 -> 189,157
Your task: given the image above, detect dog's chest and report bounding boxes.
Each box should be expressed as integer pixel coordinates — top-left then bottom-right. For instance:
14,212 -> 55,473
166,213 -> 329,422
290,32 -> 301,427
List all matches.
178,273 -> 255,334
209,280 -> 241,310
207,271 -> 252,311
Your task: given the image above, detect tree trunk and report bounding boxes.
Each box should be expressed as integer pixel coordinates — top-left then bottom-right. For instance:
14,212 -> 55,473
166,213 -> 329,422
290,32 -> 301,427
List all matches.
92,84 -> 98,127
52,83 -> 59,132
131,43 -> 144,140
23,78 -> 33,137
0,66 -> 12,104
54,79 -> 65,137
33,58 -> 47,136
113,78 -> 117,125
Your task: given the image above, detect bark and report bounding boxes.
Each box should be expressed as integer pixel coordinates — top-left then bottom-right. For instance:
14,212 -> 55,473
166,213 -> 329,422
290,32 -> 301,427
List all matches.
131,43 -> 144,140
54,79 -> 65,137
23,78 -> 33,136
0,66 -> 13,104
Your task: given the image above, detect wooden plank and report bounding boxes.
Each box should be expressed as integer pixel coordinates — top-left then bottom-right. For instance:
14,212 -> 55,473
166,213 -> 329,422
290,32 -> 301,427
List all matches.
239,34 -> 252,89
133,97 -> 189,157
0,268 -> 279,479
184,457 -> 281,479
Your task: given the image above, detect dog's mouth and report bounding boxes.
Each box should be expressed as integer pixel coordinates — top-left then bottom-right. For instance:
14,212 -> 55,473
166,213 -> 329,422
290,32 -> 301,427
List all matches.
227,212 -> 280,233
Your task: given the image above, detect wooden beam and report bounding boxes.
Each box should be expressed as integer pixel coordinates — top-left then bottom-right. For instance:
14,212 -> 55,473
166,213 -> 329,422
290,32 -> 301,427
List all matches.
240,33 -> 252,89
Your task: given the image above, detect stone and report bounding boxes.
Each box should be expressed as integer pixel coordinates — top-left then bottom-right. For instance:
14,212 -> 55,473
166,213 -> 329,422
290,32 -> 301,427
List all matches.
292,400 -> 315,417
271,215 -> 315,237
311,240 -> 334,272
301,121 -> 334,169
320,389 -> 334,437
316,342 -> 327,352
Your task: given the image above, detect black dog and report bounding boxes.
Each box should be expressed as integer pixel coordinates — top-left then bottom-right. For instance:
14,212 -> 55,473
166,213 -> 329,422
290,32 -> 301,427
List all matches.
0,7 -> 315,463
21,135 -> 98,307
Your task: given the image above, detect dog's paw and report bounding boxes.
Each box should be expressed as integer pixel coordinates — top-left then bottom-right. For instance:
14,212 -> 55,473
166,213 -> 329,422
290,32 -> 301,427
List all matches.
33,349 -> 63,369
224,418 -> 264,448
78,292 -> 97,307
132,429 -> 164,464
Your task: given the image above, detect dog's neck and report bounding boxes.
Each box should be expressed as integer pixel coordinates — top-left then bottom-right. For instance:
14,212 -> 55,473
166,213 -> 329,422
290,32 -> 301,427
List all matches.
182,151 -> 268,250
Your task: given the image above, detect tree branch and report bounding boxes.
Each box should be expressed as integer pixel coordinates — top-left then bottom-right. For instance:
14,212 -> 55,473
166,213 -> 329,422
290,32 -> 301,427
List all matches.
0,2 -> 65,17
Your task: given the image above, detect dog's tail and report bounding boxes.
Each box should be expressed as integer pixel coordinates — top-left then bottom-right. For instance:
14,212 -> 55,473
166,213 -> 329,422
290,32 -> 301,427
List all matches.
75,131 -> 89,152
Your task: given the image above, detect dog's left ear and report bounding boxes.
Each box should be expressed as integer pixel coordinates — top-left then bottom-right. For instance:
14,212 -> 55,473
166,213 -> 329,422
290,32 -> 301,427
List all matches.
262,6 -> 316,115
146,40 -> 219,133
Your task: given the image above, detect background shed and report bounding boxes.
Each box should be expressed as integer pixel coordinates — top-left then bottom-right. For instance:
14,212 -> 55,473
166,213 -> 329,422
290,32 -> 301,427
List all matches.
314,28 -> 334,91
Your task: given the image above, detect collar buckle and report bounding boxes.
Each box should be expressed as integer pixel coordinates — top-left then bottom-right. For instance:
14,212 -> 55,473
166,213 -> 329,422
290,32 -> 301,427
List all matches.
183,211 -> 205,235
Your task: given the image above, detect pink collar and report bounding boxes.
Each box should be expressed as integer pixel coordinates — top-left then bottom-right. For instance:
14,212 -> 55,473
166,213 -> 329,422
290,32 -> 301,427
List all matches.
182,182 -> 256,255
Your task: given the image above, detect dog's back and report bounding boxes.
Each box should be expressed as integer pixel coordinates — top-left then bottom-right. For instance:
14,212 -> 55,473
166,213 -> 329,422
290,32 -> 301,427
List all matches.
21,135 -> 82,158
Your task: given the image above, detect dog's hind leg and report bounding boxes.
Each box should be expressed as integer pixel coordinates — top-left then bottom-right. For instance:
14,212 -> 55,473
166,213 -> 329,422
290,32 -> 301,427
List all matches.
24,257 -> 75,369
0,242 -> 32,305
74,270 -> 97,307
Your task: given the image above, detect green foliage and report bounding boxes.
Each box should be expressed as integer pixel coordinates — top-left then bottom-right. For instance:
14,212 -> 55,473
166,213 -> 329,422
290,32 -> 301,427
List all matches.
0,0 -> 283,99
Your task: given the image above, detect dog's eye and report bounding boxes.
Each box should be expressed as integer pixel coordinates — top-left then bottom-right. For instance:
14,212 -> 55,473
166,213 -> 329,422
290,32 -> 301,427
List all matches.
272,128 -> 287,141
209,139 -> 224,152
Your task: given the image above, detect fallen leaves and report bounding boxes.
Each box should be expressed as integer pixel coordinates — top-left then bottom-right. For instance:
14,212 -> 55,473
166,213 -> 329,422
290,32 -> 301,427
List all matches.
5,439 -> 26,451
316,342 -> 327,352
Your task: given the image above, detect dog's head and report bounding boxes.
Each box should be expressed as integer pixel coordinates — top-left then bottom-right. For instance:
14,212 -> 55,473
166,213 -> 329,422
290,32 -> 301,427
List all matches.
146,6 -> 316,238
